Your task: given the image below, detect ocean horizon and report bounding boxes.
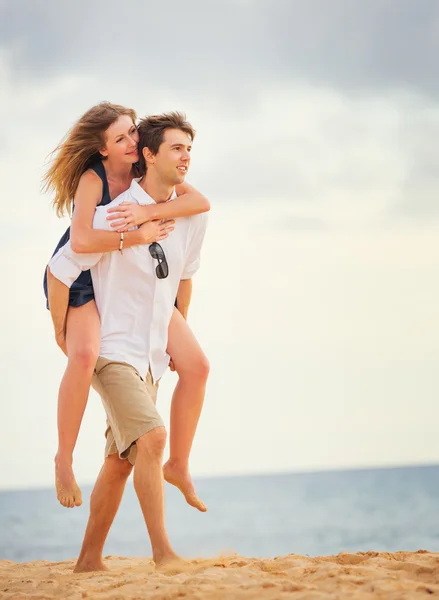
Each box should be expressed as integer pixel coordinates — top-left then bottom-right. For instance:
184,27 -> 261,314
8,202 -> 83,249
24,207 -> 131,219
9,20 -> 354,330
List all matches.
1,464 -> 439,563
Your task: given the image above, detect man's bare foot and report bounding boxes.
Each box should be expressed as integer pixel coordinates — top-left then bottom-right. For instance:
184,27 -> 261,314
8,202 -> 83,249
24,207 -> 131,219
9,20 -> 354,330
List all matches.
154,551 -> 186,573
74,557 -> 109,573
163,461 -> 207,512
55,455 -> 83,508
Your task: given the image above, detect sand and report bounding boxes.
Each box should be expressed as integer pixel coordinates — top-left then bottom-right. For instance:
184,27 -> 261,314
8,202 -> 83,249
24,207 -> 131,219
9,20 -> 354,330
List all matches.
1,551 -> 438,599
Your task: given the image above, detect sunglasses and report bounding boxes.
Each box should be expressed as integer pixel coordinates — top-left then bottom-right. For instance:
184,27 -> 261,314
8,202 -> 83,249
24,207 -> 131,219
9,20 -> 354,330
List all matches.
149,242 -> 169,279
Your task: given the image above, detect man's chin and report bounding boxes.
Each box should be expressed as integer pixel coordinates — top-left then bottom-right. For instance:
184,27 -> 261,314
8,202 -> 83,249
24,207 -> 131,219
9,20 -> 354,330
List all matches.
174,174 -> 186,185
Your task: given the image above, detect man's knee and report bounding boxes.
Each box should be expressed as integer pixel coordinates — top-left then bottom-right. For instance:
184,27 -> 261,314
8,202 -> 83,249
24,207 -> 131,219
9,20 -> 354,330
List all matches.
136,427 -> 167,459
105,454 -> 133,480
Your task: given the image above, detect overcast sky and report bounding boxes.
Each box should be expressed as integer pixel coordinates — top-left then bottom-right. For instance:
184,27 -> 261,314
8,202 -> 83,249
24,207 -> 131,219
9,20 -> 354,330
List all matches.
0,0 -> 438,491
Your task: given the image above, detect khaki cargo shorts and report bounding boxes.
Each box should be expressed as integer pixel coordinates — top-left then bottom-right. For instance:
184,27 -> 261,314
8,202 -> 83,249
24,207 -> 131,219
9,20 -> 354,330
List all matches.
92,357 -> 164,465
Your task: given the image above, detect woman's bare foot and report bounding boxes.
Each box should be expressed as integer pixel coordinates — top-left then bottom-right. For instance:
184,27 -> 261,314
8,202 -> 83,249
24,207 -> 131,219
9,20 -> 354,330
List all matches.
73,556 -> 109,573
163,461 -> 207,512
55,455 -> 83,508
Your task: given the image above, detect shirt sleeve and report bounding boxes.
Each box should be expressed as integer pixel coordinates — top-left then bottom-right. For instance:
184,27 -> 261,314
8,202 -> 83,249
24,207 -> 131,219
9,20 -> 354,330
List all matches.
48,194 -> 136,287
48,194 -> 133,287
48,241 -> 103,289
92,202 -> 116,230
181,213 -> 208,280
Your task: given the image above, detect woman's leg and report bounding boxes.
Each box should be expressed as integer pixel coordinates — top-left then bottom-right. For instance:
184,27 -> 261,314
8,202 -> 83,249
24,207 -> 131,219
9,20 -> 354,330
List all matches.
163,308 -> 210,512
55,301 -> 101,508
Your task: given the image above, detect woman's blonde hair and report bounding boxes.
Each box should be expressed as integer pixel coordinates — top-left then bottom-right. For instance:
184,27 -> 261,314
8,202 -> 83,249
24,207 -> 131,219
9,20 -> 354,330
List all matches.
42,102 -> 137,217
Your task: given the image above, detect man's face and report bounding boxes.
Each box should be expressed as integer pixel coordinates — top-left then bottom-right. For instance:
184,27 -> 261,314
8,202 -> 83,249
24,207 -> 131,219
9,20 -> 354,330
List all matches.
152,128 -> 192,185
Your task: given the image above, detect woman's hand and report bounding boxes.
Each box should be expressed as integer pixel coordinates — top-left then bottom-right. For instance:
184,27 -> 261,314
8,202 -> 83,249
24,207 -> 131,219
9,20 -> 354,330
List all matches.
107,202 -> 151,231
138,219 -> 175,244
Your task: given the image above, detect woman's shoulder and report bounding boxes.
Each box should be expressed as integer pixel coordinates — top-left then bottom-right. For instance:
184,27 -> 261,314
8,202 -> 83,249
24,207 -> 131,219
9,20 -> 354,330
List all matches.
81,165 -> 102,180
75,168 -> 104,198
73,162 -> 107,210
81,159 -> 104,181
88,159 -> 106,178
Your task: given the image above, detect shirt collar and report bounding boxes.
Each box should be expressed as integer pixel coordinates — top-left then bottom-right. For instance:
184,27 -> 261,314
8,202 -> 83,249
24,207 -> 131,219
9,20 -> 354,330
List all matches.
130,178 -> 177,205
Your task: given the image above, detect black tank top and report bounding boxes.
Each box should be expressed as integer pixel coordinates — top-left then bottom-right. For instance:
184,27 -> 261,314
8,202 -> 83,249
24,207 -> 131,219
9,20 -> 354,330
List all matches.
44,160 -> 112,308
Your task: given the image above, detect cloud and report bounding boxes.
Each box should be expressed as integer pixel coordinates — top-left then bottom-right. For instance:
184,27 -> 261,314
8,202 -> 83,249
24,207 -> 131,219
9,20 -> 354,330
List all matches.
394,101 -> 439,217
1,0 -> 439,223
2,80 -> 438,224
1,0 -> 439,98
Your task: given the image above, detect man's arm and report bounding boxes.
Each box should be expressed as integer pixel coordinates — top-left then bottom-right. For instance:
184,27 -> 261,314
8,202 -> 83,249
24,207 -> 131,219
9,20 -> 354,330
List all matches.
47,241 -> 104,354
169,278 -> 193,372
181,213 -> 208,281
176,278 -> 193,320
47,268 -> 70,355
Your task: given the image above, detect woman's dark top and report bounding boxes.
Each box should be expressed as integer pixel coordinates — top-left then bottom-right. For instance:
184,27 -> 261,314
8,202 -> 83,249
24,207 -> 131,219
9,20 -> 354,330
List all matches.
43,160 -> 111,309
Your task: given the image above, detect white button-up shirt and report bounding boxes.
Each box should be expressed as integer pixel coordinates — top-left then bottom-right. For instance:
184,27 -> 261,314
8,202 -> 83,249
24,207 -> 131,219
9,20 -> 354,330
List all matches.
49,179 -> 207,382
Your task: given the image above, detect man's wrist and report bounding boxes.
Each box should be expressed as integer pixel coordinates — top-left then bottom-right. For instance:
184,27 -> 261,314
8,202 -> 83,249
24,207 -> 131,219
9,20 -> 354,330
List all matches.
177,305 -> 189,320
55,326 -> 66,339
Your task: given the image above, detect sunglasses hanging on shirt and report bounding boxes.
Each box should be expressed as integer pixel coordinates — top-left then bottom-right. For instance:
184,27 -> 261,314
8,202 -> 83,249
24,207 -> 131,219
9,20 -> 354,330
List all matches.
149,242 -> 169,279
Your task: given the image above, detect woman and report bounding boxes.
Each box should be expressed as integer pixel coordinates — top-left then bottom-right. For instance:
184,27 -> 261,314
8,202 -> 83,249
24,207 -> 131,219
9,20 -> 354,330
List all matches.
44,102 -> 210,512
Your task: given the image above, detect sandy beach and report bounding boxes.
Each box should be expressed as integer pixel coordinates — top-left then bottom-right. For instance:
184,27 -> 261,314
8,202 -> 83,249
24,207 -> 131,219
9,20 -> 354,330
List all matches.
1,550 -> 438,599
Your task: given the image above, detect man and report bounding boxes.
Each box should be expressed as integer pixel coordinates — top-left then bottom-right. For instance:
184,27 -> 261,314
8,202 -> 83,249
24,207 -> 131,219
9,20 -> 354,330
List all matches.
49,112 -> 207,572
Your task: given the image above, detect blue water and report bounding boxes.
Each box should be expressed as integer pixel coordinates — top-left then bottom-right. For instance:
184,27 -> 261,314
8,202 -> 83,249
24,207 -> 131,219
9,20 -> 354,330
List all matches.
1,465 -> 439,563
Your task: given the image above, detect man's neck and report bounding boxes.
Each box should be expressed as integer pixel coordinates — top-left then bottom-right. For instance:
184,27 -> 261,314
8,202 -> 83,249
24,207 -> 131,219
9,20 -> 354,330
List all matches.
139,171 -> 174,204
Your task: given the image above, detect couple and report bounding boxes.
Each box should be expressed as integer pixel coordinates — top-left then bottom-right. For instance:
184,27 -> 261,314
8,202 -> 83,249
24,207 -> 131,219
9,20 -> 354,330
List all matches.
44,104 -> 209,570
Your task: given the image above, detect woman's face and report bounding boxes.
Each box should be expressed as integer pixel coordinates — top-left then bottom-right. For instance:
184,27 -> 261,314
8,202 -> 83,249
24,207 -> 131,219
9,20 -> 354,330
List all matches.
101,115 -> 139,164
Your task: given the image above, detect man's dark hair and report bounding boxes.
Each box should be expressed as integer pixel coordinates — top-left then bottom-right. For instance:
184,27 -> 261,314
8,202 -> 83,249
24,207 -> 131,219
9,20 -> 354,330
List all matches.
137,111 -> 196,175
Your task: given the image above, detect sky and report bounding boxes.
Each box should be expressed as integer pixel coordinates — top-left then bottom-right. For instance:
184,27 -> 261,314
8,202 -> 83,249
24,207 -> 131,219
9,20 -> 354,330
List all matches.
0,0 -> 439,490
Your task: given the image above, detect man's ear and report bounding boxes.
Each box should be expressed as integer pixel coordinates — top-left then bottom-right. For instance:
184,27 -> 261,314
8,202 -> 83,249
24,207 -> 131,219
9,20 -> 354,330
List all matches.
143,146 -> 155,165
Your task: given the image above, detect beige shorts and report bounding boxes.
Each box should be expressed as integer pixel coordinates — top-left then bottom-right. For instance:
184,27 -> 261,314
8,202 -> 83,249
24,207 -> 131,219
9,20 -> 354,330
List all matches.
92,357 -> 164,465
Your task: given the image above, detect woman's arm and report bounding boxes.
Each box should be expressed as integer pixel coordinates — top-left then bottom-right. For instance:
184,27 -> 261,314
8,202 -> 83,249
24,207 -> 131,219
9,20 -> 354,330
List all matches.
106,182 -> 210,232
155,182 -> 210,220
70,170 -> 147,254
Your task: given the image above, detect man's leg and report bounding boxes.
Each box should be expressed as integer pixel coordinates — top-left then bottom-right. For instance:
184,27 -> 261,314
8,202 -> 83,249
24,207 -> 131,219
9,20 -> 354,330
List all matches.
74,454 -> 133,573
134,427 -> 180,567
164,309 -> 210,511
93,360 -> 179,568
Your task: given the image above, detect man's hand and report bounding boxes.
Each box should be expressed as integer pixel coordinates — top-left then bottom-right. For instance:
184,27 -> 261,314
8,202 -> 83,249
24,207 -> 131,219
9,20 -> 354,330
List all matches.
55,330 -> 68,356
47,268 -> 70,356
138,219 -> 175,244
107,202 -> 152,231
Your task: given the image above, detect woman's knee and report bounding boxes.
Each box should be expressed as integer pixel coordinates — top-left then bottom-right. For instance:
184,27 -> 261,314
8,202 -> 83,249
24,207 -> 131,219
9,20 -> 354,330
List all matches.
136,427 -> 167,459
68,344 -> 99,370
178,354 -> 210,382
65,302 -> 101,370
195,354 -> 210,381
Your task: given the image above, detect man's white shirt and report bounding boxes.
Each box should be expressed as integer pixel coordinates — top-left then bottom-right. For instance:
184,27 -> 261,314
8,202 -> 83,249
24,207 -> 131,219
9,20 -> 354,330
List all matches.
49,179 -> 207,382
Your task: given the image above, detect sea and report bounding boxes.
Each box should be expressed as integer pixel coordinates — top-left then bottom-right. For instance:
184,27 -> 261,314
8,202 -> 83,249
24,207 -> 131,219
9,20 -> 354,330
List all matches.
1,465 -> 439,563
